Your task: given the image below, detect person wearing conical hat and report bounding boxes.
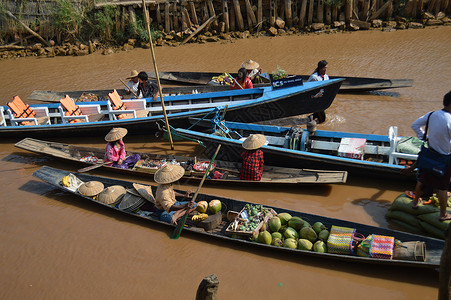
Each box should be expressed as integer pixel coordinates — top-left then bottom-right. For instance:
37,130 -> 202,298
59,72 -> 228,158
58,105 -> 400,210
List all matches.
125,70 -> 139,96
241,59 -> 265,84
240,134 -> 266,181
154,164 -> 195,224
104,127 -> 141,169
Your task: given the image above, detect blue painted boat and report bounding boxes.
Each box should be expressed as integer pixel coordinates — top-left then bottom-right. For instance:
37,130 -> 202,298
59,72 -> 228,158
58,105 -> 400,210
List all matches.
1,79 -> 343,138
175,120 -> 421,180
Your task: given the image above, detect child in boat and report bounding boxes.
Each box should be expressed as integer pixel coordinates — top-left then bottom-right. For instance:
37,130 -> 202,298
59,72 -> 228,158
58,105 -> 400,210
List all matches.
104,127 -> 140,169
231,68 -> 253,90
154,164 -> 195,224
240,134 -> 266,181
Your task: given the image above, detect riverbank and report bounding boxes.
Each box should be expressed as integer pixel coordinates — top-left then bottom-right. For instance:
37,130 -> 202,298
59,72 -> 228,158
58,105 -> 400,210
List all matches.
1,12 -> 449,61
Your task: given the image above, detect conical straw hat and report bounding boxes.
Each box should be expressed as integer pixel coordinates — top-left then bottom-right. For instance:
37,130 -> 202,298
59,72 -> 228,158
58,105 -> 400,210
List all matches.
132,183 -> 156,204
242,134 -> 267,150
241,59 -> 260,70
78,181 -> 104,197
118,191 -> 146,212
126,70 -> 139,79
154,164 -> 185,184
105,127 -> 128,142
97,185 -> 126,205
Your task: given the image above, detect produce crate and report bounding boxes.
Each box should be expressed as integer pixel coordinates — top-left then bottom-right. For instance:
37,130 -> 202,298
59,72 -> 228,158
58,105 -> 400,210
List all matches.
225,204 -> 276,237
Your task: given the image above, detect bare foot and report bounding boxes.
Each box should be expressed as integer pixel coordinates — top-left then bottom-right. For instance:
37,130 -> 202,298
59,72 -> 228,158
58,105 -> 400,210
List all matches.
411,198 -> 423,209
439,214 -> 451,222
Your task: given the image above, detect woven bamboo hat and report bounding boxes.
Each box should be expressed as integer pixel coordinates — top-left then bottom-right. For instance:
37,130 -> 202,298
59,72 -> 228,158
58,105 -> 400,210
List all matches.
118,191 -> 146,212
132,183 -> 156,204
105,127 -> 128,142
241,60 -> 260,70
97,185 -> 126,205
78,181 -> 104,197
242,134 -> 267,150
126,70 -> 139,79
154,164 -> 185,184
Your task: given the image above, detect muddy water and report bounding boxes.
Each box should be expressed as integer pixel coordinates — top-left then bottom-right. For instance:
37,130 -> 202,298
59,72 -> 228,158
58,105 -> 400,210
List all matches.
0,26 -> 450,299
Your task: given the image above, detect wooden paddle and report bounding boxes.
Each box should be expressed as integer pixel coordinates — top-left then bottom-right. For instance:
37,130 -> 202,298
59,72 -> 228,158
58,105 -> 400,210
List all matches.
77,156 -> 130,173
119,78 -> 138,98
170,144 -> 222,239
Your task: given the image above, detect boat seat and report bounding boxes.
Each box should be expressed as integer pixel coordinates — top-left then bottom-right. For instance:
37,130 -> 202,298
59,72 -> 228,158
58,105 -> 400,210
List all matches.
388,126 -> 418,164
0,107 -> 6,127
7,96 -> 51,126
265,136 -> 286,146
310,139 -> 390,156
107,89 -> 148,120
58,95 -> 104,124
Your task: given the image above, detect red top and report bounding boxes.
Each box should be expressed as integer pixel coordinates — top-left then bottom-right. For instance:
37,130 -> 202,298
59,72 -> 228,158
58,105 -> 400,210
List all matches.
104,140 -> 126,164
240,149 -> 264,181
231,77 -> 253,90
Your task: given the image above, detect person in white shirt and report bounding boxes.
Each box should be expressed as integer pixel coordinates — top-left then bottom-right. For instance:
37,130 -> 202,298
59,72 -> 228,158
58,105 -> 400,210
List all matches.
125,70 -> 139,97
307,60 -> 329,82
410,91 -> 451,221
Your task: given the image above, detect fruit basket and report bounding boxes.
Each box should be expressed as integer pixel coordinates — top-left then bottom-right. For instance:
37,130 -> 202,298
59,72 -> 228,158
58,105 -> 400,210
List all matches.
225,204 -> 276,237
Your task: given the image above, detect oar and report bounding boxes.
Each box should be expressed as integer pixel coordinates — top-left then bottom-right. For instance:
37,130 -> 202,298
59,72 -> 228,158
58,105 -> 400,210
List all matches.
119,78 -> 138,98
170,144 -> 222,239
225,73 -> 243,89
77,156 -> 130,173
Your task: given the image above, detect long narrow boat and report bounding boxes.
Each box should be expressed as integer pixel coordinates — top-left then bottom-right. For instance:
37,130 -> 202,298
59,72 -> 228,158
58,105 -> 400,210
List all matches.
1,79 -> 343,138
32,166 -> 443,269
147,71 -> 414,92
174,120 -> 421,180
15,138 -> 348,185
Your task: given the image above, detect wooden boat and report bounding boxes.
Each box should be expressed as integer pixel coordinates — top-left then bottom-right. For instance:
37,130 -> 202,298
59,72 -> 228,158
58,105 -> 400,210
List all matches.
147,71 -> 414,92
174,120 -> 421,180
32,166 -> 444,269
15,138 -> 348,185
1,79 -> 343,138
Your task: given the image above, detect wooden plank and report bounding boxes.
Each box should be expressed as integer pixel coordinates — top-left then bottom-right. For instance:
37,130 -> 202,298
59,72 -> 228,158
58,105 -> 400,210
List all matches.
233,0 -> 245,31
6,10 -> 51,47
181,14 -> 221,45
369,0 -> 393,20
189,1 -> 199,25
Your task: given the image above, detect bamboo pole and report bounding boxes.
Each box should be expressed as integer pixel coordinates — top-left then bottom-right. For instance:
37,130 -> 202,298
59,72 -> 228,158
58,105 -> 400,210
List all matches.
142,0 -> 174,150
6,10 -> 51,47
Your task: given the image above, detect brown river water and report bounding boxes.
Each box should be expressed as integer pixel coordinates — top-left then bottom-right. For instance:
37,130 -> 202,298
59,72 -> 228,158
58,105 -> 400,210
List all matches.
0,27 -> 450,299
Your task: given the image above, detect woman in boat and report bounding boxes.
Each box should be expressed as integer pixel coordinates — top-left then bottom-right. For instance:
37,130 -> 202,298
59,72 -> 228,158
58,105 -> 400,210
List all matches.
307,60 -> 329,82
104,127 -> 141,169
154,164 -> 195,224
240,134 -> 266,181
231,68 -> 253,90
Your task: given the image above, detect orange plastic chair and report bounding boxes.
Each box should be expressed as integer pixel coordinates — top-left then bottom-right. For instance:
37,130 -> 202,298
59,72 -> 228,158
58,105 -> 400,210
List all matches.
59,95 -> 83,123
108,89 -> 127,120
7,96 -> 36,126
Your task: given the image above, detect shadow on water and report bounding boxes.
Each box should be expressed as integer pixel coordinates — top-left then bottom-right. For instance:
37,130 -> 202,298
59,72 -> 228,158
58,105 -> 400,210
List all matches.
19,179 -> 441,287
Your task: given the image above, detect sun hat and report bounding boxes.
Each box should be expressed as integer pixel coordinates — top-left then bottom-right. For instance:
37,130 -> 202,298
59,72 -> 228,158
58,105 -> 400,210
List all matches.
132,183 -> 156,204
242,134 -> 267,150
241,60 -> 260,70
97,185 -> 126,205
105,127 -> 128,142
78,181 -> 104,197
118,191 -> 147,212
126,70 -> 139,79
154,164 -> 185,184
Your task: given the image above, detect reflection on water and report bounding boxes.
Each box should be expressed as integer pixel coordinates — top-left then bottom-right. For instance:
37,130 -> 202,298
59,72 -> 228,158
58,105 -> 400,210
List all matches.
0,26 -> 449,299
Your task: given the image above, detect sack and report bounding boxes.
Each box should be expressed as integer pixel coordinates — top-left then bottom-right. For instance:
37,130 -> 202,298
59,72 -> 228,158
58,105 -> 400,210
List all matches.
327,226 -> 364,255
416,144 -> 451,176
369,235 -> 395,259
393,241 -> 426,262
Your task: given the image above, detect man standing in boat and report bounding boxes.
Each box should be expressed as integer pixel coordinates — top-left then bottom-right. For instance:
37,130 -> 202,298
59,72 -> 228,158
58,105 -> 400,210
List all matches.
137,71 -> 159,101
410,91 -> 451,222
307,60 -> 329,82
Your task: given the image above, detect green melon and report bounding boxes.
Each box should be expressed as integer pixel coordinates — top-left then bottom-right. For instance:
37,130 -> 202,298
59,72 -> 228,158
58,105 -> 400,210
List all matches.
277,213 -> 292,225
318,229 -> 329,241
258,230 -> 272,245
313,222 -> 327,234
283,238 -> 297,249
288,216 -> 305,231
271,238 -> 283,247
283,227 -> 299,240
298,239 -> 313,251
268,217 -> 282,232
313,240 -> 327,253
300,226 -> 317,243
271,232 -> 283,241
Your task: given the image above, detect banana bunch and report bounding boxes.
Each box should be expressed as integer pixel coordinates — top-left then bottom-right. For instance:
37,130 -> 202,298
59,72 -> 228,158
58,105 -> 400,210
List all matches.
211,73 -> 231,85
192,213 -> 208,222
61,176 -> 71,187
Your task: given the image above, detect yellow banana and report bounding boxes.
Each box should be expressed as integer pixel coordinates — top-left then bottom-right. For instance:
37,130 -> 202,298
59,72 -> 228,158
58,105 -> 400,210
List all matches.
61,176 -> 70,187
192,213 -> 208,221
